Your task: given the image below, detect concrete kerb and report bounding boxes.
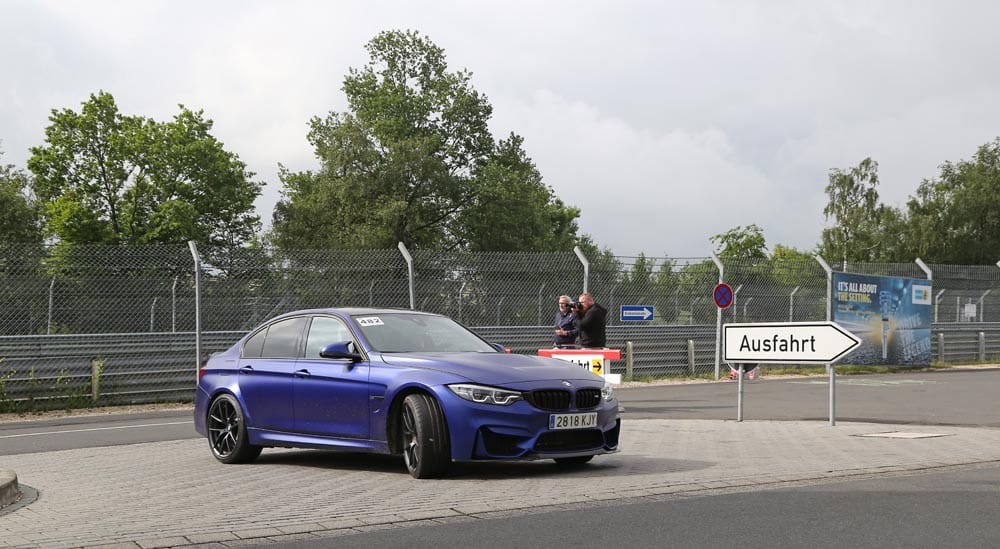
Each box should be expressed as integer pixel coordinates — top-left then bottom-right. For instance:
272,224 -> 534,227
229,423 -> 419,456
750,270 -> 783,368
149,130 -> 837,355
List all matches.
0,469 -> 19,508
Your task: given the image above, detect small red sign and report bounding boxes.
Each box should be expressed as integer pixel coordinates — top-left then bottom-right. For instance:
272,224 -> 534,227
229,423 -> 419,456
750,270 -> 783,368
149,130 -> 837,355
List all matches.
714,283 -> 734,309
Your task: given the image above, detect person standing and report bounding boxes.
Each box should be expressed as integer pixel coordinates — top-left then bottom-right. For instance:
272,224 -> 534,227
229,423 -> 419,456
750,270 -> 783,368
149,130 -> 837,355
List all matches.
574,292 -> 607,348
553,295 -> 578,347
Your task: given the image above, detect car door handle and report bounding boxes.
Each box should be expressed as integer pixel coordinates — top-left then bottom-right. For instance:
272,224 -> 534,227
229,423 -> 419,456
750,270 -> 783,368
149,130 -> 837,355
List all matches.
239,365 -> 254,374
295,369 -> 311,378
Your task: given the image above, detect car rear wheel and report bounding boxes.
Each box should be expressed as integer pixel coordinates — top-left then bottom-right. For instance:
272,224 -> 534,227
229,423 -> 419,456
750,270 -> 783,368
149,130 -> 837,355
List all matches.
400,394 -> 450,478
207,394 -> 262,464
554,455 -> 594,466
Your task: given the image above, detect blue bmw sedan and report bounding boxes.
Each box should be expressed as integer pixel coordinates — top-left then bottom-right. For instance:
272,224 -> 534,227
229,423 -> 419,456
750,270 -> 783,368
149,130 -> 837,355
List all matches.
194,308 -> 621,478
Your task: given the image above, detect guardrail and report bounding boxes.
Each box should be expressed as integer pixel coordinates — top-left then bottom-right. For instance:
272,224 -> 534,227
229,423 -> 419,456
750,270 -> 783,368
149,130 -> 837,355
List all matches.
0,324 -> 996,410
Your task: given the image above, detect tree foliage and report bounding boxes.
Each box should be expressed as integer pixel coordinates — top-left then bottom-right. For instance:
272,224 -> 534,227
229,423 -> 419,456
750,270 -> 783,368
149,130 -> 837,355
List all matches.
903,138 -> 1000,264
817,158 -> 906,265
27,91 -> 262,248
0,147 -> 43,246
271,30 -> 581,252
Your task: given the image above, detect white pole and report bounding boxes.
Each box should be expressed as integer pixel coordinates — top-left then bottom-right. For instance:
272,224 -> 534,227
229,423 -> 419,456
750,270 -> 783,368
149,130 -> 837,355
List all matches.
710,252 -> 724,381
814,254 -> 835,426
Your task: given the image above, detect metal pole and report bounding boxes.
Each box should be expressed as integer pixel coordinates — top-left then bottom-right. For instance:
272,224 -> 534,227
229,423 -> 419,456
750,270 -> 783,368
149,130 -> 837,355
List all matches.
711,252 -> 724,381
188,241 -> 202,385
573,246 -> 590,294
934,289 -> 946,323
978,290 -> 992,322
737,363 -> 745,422
397,242 -> 415,310
731,284 -> 743,322
814,254 -> 835,426
171,276 -> 178,332
915,258 -> 933,281
47,276 -> 55,335
743,296 -> 753,322
458,281 -> 465,323
150,297 -> 158,332
789,286 -> 800,321
537,283 -> 545,326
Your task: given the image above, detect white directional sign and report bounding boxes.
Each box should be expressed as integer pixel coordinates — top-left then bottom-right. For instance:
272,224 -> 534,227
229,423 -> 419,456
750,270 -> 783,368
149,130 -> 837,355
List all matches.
620,305 -> 654,321
723,321 -> 862,364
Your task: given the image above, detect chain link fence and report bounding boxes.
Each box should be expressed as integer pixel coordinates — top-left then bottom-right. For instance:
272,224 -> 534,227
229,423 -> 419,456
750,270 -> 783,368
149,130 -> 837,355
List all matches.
1,243 -> 999,411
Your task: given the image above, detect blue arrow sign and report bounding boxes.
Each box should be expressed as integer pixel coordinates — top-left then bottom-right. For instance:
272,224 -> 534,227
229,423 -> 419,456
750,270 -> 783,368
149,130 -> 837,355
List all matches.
620,305 -> 654,321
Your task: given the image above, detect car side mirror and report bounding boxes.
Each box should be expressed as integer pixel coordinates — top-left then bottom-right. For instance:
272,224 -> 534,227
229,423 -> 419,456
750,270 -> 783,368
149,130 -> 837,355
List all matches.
319,341 -> 363,361
490,342 -> 511,354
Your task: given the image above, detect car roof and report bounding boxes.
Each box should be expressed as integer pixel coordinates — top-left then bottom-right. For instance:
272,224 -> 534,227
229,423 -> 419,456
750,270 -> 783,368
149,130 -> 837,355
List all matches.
275,307 -> 439,318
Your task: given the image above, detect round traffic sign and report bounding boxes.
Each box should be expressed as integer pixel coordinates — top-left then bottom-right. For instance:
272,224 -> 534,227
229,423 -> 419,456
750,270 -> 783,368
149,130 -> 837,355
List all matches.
714,283 -> 734,309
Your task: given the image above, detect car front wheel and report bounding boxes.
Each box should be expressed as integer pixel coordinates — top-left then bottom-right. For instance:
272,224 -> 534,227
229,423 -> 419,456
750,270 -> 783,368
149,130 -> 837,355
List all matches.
400,394 -> 450,478
207,394 -> 262,464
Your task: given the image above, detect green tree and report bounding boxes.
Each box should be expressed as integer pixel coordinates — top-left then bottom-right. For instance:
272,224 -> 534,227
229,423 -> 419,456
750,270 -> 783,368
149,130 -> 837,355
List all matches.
0,147 -> 43,246
904,138 -> 1000,264
28,91 -> 262,248
711,224 -> 768,261
818,158 -> 902,266
271,30 -> 581,252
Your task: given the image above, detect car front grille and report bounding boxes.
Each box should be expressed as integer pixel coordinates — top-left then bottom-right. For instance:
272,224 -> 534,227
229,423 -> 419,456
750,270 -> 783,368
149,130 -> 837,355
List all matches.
575,388 -> 602,409
524,390 -> 571,411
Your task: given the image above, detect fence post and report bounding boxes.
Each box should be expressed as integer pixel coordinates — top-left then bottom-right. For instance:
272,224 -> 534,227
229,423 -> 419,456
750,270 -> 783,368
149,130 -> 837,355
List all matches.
150,297 -> 158,332
978,290 -> 991,322
47,276 -> 55,335
188,241 -> 202,385
171,276 -> 178,332
91,359 -> 101,402
934,289 -> 946,323
710,252 -> 724,381
625,341 -> 634,380
687,339 -> 695,375
573,246 -> 589,294
938,332 -> 945,363
537,283 -> 546,326
789,286 -> 799,321
397,242 -> 415,310
979,331 -> 986,362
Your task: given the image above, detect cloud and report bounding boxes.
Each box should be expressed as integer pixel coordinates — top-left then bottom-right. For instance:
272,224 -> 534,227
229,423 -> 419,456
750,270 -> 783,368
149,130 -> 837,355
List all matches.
3,0 -> 1000,259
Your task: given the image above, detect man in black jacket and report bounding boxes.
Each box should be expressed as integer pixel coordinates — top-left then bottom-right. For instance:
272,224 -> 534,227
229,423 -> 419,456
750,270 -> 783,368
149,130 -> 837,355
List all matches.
574,292 -> 607,348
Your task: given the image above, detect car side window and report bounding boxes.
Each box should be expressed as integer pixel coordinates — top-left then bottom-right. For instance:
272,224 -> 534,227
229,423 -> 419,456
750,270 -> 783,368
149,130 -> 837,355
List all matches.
305,316 -> 354,359
260,317 -> 307,358
242,328 -> 266,358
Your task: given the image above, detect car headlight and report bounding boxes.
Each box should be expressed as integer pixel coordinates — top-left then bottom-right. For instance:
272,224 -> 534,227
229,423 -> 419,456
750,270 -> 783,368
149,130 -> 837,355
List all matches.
602,381 -> 615,401
448,383 -> 522,406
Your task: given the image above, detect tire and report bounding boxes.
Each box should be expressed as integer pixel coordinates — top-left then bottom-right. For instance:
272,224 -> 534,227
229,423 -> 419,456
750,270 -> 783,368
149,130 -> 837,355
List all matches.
207,394 -> 262,464
400,394 -> 450,478
554,455 -> 594,466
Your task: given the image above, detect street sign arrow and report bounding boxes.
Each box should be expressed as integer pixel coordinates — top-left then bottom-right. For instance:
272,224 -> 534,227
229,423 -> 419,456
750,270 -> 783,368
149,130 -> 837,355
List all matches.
620,305 -> 654,321
723,321 -> 862,364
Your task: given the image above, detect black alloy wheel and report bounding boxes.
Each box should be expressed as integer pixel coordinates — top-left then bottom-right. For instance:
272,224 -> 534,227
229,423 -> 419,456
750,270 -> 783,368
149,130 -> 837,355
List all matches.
400,393 -> 450,479
207,394 -> 262,464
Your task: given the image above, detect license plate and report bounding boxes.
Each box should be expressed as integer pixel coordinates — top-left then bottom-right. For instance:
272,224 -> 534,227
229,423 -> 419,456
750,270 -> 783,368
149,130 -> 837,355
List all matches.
549,412 -> 598,430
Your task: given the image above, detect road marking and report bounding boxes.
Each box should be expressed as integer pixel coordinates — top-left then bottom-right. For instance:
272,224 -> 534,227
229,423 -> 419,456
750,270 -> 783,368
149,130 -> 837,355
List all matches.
788,379 -> 937,387
0,421 -> 191,439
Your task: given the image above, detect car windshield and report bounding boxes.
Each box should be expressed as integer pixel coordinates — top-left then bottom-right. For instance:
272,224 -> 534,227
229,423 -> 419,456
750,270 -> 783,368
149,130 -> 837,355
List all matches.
352,313 -> 497,353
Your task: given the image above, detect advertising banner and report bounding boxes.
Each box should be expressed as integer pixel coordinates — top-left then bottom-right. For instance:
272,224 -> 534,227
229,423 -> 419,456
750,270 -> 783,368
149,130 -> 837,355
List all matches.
832,272 -> 932,365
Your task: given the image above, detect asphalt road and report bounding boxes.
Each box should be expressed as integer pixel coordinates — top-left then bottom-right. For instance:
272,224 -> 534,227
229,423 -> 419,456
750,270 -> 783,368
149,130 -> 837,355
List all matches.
2,368 -> 997,456
616,368 -> 1000,426
261,462 -> 1000,549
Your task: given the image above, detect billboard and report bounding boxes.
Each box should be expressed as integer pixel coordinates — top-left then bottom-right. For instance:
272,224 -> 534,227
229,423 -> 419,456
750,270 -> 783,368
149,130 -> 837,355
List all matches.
832,272 -> 932,366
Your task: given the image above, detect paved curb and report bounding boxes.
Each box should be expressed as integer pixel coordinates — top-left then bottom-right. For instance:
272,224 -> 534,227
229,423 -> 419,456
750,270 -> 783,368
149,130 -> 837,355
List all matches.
0,469 -> 18,508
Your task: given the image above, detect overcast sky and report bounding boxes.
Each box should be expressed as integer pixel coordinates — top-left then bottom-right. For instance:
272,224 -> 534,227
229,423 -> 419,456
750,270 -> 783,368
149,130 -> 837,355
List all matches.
3,0 -> 1000,258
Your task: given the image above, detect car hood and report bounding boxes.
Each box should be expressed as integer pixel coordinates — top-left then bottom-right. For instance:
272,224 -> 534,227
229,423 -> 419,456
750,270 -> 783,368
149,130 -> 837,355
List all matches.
377,352 -> 600,385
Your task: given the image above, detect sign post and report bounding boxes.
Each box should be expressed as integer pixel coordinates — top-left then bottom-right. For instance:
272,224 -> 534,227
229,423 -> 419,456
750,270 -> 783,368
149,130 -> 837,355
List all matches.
723,321 -> 861,423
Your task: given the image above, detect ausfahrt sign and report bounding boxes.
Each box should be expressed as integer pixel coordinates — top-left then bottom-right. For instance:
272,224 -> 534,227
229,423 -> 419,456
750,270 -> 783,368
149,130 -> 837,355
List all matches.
723,321 -> 861,364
